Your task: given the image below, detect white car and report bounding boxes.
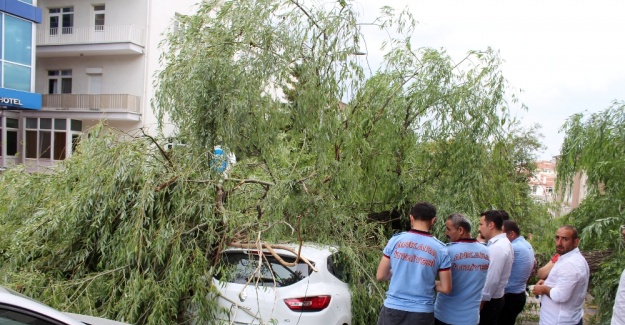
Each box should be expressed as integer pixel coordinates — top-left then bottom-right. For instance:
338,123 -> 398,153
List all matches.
0,285 -> 130,325
212,243 -> 352,325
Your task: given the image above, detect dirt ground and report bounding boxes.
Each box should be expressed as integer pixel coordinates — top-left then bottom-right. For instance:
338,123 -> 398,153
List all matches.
518,293 -> 597,325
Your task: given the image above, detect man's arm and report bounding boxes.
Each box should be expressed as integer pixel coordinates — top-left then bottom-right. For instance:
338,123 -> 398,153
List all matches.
376,256 -> 392,281
436,269 -> 452,294
539,264 -> 581,302
537,261 -> 555,280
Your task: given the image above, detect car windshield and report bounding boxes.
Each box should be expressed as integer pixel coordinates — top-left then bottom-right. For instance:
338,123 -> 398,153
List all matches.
216,251 -> 313,287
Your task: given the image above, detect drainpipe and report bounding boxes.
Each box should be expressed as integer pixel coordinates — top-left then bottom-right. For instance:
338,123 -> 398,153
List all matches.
141,0 -> 152,127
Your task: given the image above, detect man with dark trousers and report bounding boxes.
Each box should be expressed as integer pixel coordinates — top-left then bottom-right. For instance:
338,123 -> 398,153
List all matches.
478,210 -> 514,325
435,213 -> 489,325
499,220 -> 535,325
376,202 -> 452,325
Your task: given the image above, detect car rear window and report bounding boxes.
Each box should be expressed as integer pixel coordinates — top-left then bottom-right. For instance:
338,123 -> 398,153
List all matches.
327,252 -> 350,283
216,251 -> 314,287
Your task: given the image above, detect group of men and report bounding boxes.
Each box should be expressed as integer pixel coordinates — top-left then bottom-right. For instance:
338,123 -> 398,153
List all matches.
376,201 -> 594,325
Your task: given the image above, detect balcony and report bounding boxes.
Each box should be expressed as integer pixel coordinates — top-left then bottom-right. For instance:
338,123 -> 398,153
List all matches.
36,25 -> 146,57
41,94 -> 141,121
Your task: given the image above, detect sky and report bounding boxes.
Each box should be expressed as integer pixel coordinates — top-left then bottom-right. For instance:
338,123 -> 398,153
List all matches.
352,0 -> 625,160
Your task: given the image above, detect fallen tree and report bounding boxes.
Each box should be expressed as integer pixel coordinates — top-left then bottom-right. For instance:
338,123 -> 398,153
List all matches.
0,0 -> 548,323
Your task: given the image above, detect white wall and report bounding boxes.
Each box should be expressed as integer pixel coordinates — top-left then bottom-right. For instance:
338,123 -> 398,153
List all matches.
35,0 -> 202,136
141,0 -> 200,136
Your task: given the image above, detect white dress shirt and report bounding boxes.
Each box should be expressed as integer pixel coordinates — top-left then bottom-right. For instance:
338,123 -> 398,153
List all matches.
612,269 -> 625,325
539,247 -> 590,325
482,233 -> 514,301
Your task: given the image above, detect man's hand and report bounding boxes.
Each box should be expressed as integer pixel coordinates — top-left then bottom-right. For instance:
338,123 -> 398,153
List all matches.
532,282 -> 551,297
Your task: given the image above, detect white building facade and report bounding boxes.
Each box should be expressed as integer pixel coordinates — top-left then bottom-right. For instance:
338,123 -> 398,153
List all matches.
3,0 -> 198,170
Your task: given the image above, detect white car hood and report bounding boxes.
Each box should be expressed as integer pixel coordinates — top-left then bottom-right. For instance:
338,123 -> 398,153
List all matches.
64,312 -> 131,325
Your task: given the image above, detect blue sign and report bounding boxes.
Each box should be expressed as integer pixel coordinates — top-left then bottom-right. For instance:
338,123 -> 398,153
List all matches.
0,88 -> 42,110
211,145 -> 236,176
0,0 -> 43,23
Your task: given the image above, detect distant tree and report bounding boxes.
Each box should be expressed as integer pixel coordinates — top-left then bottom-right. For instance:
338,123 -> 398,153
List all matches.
557,100 -> 625,324
0,0 -> 546,323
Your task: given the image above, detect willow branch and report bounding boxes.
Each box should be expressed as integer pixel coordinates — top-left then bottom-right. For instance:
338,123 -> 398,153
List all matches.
228,241 -> 318,272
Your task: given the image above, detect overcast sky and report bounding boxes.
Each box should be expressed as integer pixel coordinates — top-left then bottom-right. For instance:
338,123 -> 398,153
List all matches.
352,0 -> 625,160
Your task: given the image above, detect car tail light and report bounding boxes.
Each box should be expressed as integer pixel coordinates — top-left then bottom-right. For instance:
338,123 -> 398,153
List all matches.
284,296 -> 331,312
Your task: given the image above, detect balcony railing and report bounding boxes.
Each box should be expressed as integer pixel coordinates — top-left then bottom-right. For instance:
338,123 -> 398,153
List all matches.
42,94 -> 141,113
37,25 -> 146,47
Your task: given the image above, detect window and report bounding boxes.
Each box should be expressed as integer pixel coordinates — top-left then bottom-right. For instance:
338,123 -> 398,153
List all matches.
215,251 -> 313,287
48,70 -> 72,94
94,5 -> 105,31
49,7 -> 73,35
4,63 -> 31,92
1,14 -> 33,92
0,307 -> 56,325
4,15 -> 32,66
24,118 -> 82,161
173,13 -> 189,39
0,118 -> 19,157
327,252 -> 350,283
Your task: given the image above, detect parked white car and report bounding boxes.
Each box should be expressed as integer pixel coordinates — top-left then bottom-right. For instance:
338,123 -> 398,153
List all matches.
0,285 -> 130,325
212,243 -> 352,325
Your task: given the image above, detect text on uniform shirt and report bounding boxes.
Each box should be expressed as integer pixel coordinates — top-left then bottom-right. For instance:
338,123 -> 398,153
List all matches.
452,263 -> 489,271
393,250 -> 435,267
453,252 -> 489,261
395,241 -> 438,257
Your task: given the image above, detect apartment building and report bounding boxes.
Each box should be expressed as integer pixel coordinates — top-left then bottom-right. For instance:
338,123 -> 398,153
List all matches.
529,159 -> 590,216
529,160 -> 556,202
1,0 -> 198,170
0,0 -> 43,169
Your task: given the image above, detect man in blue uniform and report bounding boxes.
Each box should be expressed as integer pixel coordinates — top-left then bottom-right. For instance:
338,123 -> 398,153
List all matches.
376,202 -> 452,325
435,214 -> 490,325
500,220 -> 535,325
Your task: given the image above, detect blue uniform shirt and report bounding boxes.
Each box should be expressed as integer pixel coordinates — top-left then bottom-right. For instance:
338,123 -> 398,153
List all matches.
382,229 -> 451,313
434,239 -> 490,325
505,236 -> 535,294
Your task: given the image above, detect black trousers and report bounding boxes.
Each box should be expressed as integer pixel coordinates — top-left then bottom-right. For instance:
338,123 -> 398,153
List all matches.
435,318 -> 452,325
479,297 -> 505,325
498,292 -> 526,325
377,306 -> 434,325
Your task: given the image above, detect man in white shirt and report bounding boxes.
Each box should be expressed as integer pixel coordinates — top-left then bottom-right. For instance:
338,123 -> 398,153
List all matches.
611,224 -> 625,325
533,225 -> 589,325
477,210 -> 514,325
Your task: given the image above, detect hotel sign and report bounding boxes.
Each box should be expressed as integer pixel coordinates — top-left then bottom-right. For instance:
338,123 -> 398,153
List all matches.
0,88 -> 41,110
0,97 -> 23,106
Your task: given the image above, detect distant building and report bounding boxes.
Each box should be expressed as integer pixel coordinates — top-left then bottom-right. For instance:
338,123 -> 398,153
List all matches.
529,159 -> 589,216
1,0 -> 199,171
529,160 -> 556,202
